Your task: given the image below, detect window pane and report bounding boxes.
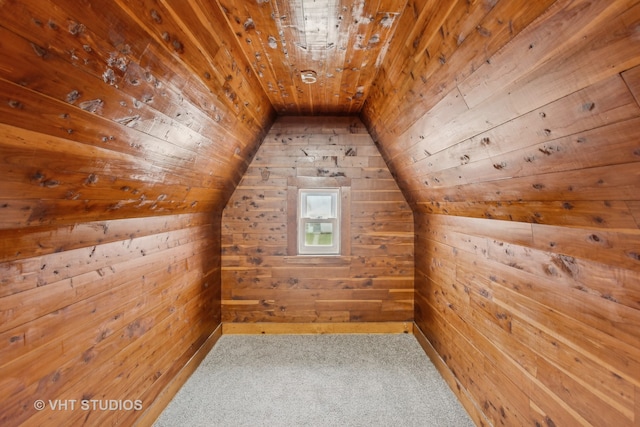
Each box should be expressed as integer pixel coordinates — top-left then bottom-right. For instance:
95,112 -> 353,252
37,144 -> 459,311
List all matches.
305,194 -> 334,218
304,222 -> 333,246
298,188 -> 340,255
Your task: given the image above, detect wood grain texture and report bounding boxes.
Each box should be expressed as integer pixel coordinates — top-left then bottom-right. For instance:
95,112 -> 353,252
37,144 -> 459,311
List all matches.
3,0 -> 640,425
134,326 -> 223,427
216,0 -> 407,115
362,0 -> 640,425
222,117 -> 414,324
413,323 -> 491,427
223,321 -> 412,334
0,0 -> 273,426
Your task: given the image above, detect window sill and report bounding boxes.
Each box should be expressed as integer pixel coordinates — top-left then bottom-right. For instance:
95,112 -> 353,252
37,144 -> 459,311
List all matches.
284,256 -> 352,266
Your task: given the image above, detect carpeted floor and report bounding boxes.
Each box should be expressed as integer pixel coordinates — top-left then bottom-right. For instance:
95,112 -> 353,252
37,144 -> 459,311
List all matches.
154,334 -> 474,427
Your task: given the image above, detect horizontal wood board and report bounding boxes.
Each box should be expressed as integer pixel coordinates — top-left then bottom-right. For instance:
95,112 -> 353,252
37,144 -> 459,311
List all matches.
0,0 -> 274,425
361,0 -> 640,425
222,116 -> 415,324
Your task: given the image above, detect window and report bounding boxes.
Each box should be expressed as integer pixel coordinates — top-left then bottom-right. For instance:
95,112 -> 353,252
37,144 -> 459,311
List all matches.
298,188 -> 340,255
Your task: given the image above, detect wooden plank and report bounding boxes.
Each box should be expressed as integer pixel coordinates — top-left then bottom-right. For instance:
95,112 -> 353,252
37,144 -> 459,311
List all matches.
0,213 -> 211,262
458,0 -> 634,108
0,1 -> 270,425
367,0 -> 464,126
414,199 -> 640,425
0,21 -> 248,150
517,324 -> 634,424
0,15 -> 252,161
1,255 -> 217,424
528,383 -> 592,427
346,3 -> 405,113
415,199 -> 637,230
383,87 -> 469,162
222,117 -> 413,324
401,74 -> 640,183
128,325 -> 222,427
0,235 -> 216,364
531,224 -> 640,273
0,196 -> 219,232
113,0 -> 270,123
417,292 -> 533,426
226,288 -> 397,302
223,271 -> 412,291
365,2 -> 640,425
373,1 -> 640,161
27,286 -> 219,427
367,0 -> 557,137
418,278 -> 569,425
115,285 -> 220,425
413,325 -> 491,427
457,259 -> 636,416
416,119 -> 640,192
458,252 -> 640,383
418,213 -> 534,246
222,321 -> 412,334
270,116 -> 370,133
412,159 -> 640,202
212,0 -> 408,114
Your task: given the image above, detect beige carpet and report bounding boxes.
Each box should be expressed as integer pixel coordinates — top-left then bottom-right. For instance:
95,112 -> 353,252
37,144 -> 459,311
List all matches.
154,334 -> 474,426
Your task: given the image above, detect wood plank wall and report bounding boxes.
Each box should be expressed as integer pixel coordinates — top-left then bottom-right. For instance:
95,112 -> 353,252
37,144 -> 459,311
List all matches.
222,117 -> 414,324
0,1 -> 274,426
361,0 -> 640,426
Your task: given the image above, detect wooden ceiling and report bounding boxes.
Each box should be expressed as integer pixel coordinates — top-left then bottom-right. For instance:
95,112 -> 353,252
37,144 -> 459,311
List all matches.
217,0 -> 407,115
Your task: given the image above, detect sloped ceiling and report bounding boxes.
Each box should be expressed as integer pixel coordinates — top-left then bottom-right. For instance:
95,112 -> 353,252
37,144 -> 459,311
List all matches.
0,0 -> 576,222
217,0 -> 407,115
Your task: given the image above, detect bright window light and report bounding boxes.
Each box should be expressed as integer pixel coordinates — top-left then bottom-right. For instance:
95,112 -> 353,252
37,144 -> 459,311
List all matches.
298,189 -> 340,255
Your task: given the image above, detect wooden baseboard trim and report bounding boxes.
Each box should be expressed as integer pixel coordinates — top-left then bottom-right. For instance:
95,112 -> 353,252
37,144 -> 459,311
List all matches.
222,321 -> 413,335
134,324 -> 223,427
412,323 -> 489,427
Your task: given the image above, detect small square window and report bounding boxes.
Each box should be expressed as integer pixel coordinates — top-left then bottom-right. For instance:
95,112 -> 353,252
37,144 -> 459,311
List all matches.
298,189 -> 340,255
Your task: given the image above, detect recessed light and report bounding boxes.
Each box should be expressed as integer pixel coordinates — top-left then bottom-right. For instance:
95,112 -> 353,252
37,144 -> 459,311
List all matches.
301,70 -> 317,84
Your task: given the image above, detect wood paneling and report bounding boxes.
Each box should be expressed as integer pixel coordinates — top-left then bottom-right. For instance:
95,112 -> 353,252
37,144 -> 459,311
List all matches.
0,0 -> 273,425
3,0 -> 640,425
362,0 -> 640,425
134,326 -> 222,427
216,0 -> 407,115
223,321 -> 412,335
222,117 -> 414,323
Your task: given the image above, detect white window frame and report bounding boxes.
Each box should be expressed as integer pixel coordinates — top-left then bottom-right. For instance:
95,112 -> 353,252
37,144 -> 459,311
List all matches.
298,188 -> 340,255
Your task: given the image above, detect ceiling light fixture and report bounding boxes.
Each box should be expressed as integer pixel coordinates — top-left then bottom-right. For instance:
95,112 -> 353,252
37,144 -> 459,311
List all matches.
301,70 -> 318,84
